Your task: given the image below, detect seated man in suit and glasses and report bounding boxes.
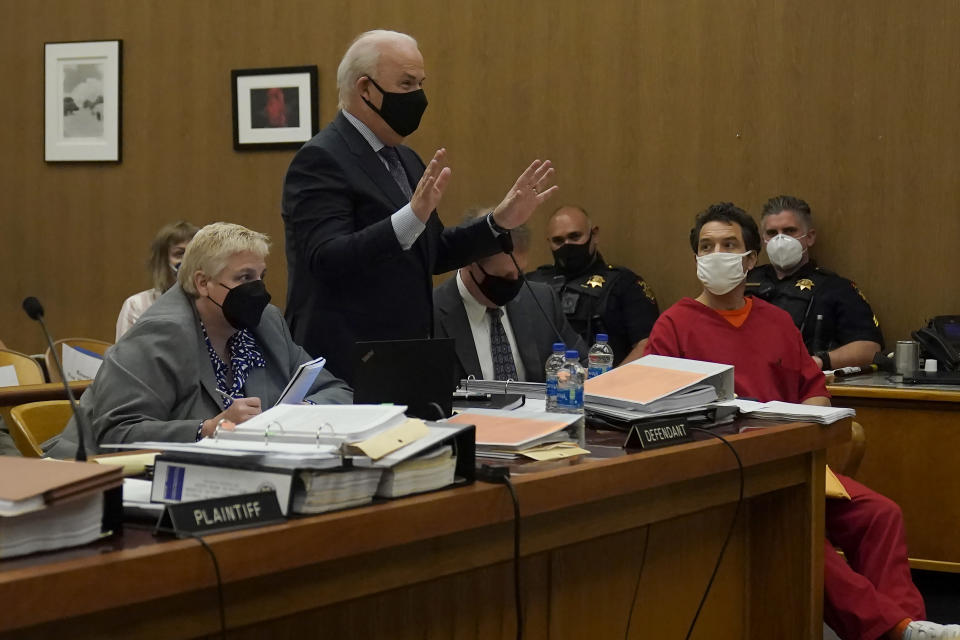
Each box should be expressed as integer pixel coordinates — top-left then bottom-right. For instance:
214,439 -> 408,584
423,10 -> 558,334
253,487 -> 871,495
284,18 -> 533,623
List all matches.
433,210 -> 585,384
46,222 -> 352,458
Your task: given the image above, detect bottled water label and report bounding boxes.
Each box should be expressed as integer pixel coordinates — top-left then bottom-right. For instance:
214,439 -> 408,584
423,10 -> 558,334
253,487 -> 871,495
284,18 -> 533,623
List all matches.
587,364 -> 611,379
556,386 -> 583,410
546,377 -> 558,398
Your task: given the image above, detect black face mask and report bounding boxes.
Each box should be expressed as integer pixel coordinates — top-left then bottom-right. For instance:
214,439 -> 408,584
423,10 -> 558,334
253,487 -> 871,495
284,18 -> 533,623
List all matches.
472,263 -> 524,307
209,280 -> 271,331
362,76 -> 428,137
552,234 -> 597,277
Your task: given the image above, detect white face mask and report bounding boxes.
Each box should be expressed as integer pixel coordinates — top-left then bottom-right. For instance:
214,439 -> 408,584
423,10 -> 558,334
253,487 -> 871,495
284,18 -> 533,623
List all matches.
696,251 -> 751,295
765,233 -> 806,271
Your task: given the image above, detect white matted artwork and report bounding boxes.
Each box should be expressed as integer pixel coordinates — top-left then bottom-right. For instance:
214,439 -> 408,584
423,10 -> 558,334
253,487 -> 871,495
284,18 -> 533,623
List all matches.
44,40 -> 122,162
231,66 -> 319,150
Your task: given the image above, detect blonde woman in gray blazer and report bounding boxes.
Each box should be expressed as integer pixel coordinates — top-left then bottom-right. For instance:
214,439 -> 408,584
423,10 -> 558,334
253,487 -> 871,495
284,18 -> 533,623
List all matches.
46,223 -> 352,458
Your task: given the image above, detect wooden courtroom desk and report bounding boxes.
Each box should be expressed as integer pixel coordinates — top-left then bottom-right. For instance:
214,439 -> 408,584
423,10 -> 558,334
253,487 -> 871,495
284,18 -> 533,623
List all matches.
0,420 -> 847,640
829,373 -> 960,572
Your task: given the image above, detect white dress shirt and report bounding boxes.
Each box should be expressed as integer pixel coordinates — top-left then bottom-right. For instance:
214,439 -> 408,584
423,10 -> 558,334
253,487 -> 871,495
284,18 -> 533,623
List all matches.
455,270 -> 527,381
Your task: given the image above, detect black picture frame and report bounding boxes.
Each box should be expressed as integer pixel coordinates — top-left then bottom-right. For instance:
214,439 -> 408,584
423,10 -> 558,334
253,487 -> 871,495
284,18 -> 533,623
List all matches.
231,65 -> 319,151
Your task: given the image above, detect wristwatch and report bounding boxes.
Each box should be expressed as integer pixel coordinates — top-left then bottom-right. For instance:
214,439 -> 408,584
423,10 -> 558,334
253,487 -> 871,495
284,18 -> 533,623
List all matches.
487,211 -> 509,235
815,350 -> 832,370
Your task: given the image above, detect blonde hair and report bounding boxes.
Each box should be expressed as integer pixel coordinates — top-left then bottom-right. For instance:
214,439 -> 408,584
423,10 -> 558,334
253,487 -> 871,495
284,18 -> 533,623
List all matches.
149,221 -> 198,293
337,30 -> 418,110
178,222 -> 270,296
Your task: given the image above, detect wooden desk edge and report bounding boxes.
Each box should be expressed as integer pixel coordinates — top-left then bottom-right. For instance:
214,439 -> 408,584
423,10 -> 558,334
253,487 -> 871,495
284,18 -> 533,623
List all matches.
0,419 -> 848,632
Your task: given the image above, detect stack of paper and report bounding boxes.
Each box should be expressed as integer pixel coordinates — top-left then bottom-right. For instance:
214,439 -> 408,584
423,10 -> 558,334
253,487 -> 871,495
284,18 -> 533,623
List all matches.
447,409 -> 581,459
376,445 -> 457,498
0,493 -> 104,558
292,468 -> 384,514
584,355 -> 732,419
459,379 -> 547,399
0,457 -> 122,559
722,399 -> 855,424
213,404 -> 409,446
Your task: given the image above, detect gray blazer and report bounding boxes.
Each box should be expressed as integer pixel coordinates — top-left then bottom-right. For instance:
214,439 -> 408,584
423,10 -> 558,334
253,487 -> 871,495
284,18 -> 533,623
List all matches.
433,276 -> 586,384
45,285 -> 352,458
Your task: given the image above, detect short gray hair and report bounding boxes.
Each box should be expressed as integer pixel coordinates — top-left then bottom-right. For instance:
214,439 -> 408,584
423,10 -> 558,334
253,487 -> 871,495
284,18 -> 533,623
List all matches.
337,30 -> 419,110
761,194 -> 813,230
178,222 -> 270,296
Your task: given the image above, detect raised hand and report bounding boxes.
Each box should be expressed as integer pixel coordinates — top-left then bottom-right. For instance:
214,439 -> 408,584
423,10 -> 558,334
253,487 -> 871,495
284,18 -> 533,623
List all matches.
491,159 -> 558,229
410,148 -> 453,221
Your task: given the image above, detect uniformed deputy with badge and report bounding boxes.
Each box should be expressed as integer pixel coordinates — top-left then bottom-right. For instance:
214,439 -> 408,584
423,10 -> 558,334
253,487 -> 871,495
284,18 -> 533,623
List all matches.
746,195 -> 883,370
526,205 -> 659,366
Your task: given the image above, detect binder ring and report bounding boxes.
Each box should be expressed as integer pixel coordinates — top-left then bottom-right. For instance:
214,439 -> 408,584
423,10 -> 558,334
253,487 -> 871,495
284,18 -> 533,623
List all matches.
504,378 -> 514,394
264,420 -> 284,445
465,374 -> 476,393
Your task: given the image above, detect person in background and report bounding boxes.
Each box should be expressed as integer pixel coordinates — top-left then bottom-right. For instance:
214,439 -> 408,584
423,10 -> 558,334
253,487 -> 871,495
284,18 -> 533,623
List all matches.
46,223 -> 352,458
645,202 -> 957,640
116,220 -> 199,340
526,205 -> 659,365
281,29 -> 556,383
433,211 -> 585,384
746,195 -> 883,370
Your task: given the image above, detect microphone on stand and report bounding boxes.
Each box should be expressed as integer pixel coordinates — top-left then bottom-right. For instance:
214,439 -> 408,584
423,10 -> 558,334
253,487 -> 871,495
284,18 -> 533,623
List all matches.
22,296 -> 90,461
499,230 -> 566,345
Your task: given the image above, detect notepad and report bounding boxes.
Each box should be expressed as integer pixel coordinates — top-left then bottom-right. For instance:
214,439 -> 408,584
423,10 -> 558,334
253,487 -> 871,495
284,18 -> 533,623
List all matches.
275,356 -> 326,405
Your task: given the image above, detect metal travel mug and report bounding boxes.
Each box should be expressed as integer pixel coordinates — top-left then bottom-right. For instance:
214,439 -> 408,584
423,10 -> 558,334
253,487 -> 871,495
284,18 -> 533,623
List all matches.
894,340 -> 920,375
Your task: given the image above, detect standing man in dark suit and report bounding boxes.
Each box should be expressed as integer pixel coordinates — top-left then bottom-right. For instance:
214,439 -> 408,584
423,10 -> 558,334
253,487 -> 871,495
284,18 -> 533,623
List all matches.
282,30 -> 557,382
434,220 -> 585,384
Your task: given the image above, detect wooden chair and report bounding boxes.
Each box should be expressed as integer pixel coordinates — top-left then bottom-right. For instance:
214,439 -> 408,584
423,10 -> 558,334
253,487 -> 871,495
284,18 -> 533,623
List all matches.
8,400 -> 74,457
45,338 -> 112,383
0,349 -> 46,386
826,420 -> 867,478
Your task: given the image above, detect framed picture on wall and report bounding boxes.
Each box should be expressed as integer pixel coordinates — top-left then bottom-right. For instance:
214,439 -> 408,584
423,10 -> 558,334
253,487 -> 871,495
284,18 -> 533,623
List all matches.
44,40 -> 122,162
231,65 -> 319,150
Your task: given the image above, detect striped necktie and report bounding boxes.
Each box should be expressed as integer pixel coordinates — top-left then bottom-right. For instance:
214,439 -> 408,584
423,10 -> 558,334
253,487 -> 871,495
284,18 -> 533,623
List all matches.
379,146 -> 413,200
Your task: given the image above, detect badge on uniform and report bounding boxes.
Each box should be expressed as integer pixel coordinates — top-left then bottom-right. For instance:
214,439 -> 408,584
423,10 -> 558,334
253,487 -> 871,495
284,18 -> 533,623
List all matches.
639,280 -> 656,302
795,278 -> 814,291
583,275 -> 605,289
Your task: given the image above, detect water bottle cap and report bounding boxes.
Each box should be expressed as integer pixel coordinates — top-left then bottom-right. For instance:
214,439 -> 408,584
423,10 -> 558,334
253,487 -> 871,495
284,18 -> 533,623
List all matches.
565,350 -> 579,359
596,334 -> 609,342
553,342 -> 565,351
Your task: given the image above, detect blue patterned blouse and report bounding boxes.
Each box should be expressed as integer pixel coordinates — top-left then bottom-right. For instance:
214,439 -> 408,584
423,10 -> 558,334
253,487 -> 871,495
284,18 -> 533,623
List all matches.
201,323 -> 267,407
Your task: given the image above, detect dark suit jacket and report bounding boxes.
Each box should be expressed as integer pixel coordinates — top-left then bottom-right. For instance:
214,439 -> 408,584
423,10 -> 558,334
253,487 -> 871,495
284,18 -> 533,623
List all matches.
281,111 -> 501,382
45,285 -> 352,458
433,275 -> 587,384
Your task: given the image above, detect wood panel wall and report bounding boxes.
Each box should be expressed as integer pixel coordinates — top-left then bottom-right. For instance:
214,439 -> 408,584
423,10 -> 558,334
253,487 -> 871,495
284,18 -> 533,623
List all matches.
2,0 -> 958,354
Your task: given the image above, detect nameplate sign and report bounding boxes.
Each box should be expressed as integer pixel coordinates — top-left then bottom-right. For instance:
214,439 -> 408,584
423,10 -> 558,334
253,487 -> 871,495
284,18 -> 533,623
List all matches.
624,418 -> 693,450
155,491 -> 285,538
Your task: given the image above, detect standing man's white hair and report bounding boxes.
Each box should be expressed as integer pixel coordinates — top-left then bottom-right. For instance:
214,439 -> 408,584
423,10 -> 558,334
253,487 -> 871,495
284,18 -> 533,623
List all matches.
336,30 -> 419,110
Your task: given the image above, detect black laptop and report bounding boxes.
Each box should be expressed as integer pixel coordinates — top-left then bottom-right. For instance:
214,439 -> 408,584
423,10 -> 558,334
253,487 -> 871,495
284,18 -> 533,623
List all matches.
352,338 -> 457,419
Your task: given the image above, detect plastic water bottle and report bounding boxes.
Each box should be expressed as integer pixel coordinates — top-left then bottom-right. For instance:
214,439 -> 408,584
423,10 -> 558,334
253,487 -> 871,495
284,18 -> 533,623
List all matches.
587,333 -> 614,379
556,350 -> 585,414
544,342 -> 566,411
